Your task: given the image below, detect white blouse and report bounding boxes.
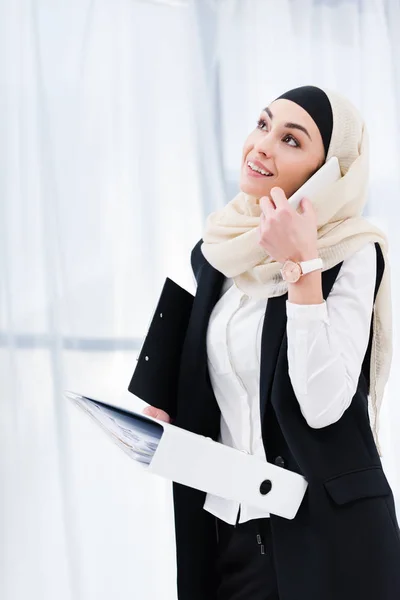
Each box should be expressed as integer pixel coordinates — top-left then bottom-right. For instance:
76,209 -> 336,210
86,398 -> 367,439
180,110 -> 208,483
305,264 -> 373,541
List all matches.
202,242 -> 376,525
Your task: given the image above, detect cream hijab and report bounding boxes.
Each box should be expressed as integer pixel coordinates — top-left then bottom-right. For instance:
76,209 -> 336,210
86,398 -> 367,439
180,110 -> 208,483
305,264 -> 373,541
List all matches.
201,89 -> 392,456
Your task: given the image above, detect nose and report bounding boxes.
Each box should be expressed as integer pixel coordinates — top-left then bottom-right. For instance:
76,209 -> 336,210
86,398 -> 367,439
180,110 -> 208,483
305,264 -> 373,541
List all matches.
253,132 -> 274,159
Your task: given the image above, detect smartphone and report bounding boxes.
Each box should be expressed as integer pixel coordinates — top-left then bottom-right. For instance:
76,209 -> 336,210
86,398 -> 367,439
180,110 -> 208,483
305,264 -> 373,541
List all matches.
287,156 -> 341,210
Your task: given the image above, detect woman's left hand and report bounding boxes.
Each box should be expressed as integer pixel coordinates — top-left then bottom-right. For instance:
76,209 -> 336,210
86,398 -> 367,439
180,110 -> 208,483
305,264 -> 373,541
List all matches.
258,187 -> 318,263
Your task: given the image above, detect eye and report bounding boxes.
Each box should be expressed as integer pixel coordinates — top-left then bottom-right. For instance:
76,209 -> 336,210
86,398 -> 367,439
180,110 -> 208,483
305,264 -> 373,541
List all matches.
256,118 -> 268,131
282,134 -> 300,148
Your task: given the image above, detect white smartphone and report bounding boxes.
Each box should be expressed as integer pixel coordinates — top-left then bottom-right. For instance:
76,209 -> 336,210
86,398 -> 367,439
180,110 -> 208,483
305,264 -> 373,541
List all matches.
287,156 -> 341,210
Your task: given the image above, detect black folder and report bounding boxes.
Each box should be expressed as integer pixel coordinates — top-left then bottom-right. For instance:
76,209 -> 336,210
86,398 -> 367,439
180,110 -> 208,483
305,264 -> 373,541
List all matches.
128,278 -> 194,417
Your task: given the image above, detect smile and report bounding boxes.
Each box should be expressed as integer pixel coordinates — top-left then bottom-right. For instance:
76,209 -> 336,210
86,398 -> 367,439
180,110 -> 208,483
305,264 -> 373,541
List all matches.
247,161 -> 273,176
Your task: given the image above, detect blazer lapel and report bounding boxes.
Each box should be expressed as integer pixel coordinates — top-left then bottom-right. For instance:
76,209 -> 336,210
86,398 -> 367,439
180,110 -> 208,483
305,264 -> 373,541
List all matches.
176,258 -> 224,434
259,293 -> 288,424
188,259 -> 225,360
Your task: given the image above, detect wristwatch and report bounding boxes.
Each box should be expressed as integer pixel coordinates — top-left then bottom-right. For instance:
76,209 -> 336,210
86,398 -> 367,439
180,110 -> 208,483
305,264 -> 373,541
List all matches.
280,257 -> 323,283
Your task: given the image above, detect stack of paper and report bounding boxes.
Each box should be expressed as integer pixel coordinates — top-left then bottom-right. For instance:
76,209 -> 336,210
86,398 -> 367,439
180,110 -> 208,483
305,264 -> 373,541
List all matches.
65,392 -> 163,464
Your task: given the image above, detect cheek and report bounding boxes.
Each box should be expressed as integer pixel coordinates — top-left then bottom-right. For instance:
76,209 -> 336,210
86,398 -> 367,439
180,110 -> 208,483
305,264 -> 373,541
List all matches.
277,152 -> 315,180
241,132 -> 257,164
274,153 -> 317,196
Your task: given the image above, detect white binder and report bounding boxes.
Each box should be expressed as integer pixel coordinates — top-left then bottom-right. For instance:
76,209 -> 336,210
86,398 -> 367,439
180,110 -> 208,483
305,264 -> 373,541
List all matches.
149,418 -> 308,520
66,392 -> 308,520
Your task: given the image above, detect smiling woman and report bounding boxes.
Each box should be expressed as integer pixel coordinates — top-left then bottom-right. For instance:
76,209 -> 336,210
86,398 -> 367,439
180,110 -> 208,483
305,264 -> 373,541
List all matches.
141,85 -> 399,600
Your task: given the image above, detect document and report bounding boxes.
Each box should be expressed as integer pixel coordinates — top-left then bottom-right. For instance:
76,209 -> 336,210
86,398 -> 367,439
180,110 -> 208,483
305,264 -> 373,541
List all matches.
65,391 -> 163,464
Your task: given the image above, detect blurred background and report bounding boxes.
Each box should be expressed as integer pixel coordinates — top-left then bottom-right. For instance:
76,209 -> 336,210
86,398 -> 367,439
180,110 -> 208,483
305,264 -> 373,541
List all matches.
0,0 -> 399,598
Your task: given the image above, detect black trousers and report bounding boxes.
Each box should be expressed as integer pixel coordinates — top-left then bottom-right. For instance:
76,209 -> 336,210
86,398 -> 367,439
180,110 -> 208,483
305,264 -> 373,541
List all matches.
215,513 -> 280,600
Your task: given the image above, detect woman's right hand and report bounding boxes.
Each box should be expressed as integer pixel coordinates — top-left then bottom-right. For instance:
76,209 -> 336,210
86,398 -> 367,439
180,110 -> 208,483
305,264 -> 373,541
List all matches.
142,406 -> 172,423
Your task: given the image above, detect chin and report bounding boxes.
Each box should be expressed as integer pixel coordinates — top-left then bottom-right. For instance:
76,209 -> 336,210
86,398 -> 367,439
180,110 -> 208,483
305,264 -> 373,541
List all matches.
240,178 -> 271,198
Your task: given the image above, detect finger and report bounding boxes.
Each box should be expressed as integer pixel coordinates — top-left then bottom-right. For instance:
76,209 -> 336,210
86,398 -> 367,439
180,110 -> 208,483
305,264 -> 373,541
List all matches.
270,187 -> 289,209
299,196 -> 312,214
143,406 -> 171,423
259,195 -> 275,217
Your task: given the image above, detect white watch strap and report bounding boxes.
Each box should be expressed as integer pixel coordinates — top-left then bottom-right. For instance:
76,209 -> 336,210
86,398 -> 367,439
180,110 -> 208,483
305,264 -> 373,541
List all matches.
299,257 -> 323,275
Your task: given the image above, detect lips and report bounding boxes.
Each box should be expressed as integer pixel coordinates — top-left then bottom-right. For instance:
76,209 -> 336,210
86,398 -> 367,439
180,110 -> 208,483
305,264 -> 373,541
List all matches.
246,160 -> 273,179
247,160 -> 274,177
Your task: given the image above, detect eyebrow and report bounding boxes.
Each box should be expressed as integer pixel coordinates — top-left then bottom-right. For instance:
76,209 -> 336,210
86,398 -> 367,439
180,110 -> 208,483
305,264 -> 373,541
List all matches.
263,106 -> 312,141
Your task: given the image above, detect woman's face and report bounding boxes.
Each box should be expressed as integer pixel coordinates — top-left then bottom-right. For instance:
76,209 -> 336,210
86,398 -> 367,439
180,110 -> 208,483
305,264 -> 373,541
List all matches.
240,99 -> 325,199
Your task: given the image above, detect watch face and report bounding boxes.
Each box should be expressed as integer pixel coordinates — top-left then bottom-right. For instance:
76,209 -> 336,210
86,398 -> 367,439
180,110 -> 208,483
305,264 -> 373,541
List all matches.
281,261 -> 301,283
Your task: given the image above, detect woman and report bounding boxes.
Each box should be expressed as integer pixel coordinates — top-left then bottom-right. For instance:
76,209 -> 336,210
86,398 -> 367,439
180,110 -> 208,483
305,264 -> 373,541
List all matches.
141,86 -> 400,599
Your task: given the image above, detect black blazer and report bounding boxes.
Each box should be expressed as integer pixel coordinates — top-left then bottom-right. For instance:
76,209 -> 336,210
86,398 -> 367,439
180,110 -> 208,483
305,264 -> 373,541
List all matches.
129,240 -> 400,600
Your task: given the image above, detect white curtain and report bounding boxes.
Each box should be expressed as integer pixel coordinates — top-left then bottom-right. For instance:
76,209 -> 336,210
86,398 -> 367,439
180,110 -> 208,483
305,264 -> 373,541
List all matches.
0,1 -> 223,599
0,1 -> 399,599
